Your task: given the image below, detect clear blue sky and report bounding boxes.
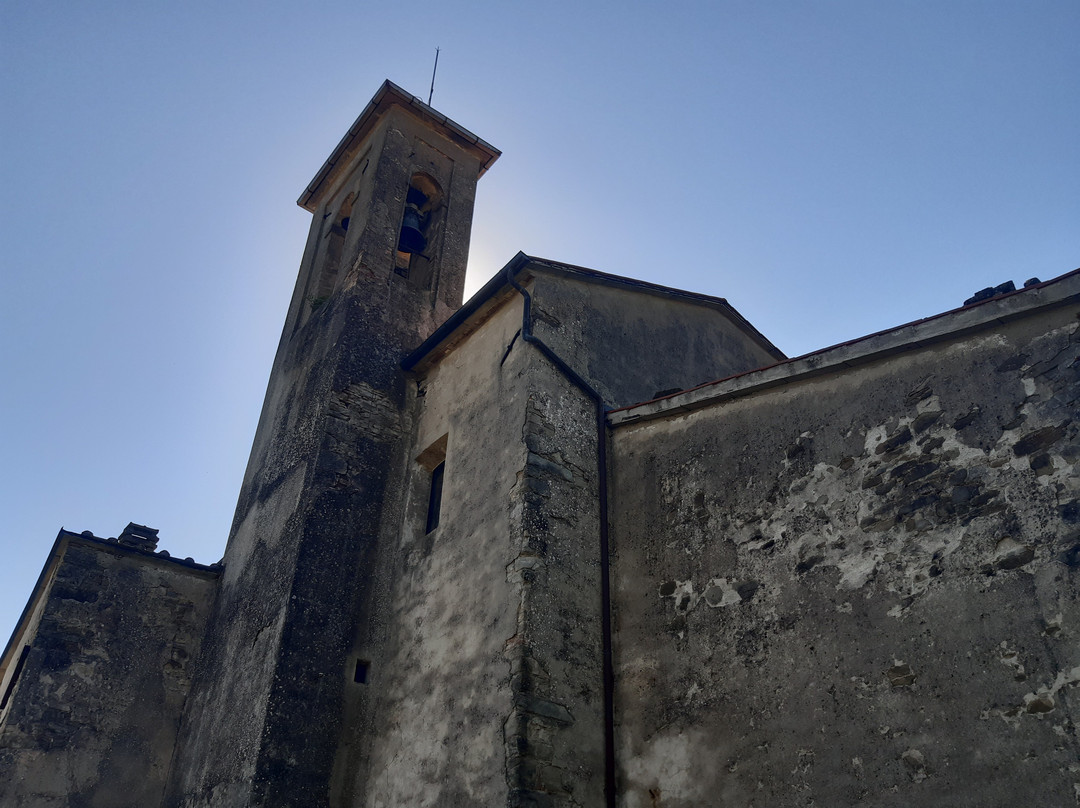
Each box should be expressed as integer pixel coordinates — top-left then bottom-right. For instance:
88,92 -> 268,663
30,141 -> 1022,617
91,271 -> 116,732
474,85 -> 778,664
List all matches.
2,1 -> 1077,643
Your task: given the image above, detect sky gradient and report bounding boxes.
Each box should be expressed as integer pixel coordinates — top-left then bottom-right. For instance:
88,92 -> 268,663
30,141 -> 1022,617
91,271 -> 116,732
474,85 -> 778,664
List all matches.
2,1 -> 1077,643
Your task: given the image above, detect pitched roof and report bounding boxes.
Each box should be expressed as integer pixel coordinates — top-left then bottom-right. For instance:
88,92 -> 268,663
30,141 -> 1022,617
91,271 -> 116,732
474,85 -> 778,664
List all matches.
402,252 -> 786,372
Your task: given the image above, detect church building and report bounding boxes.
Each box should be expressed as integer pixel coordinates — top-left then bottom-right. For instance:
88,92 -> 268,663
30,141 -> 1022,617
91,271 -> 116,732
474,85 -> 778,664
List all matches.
2,80 -> 1078,807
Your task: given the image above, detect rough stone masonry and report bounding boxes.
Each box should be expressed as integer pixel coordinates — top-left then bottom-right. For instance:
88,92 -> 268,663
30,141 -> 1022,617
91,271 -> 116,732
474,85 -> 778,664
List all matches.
610,282 -> 1080,807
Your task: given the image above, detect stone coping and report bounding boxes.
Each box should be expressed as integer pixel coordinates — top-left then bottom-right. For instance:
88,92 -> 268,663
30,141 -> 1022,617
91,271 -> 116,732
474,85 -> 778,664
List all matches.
609,268 -> 1080,427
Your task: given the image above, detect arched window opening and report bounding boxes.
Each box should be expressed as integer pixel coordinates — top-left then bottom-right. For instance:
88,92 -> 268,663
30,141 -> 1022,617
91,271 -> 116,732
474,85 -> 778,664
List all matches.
314,192 -> 356,305
415,433 -> 448,536
395,173 -> 443,288
336,193 -> 354,235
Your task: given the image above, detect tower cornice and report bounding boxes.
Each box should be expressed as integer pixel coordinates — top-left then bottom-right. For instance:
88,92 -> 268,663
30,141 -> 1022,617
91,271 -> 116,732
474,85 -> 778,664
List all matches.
297,79 -> 501,212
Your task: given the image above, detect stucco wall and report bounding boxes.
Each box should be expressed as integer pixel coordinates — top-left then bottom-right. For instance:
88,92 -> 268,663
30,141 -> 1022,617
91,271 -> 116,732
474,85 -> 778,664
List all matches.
610,305 -> 1079,806
0,537 -> 217,808
337,283 -> 607,806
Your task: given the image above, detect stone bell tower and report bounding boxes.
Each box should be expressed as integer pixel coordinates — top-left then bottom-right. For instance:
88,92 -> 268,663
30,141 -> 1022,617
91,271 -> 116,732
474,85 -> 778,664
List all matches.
290,80 -> 499,342
165,81 -> 499,807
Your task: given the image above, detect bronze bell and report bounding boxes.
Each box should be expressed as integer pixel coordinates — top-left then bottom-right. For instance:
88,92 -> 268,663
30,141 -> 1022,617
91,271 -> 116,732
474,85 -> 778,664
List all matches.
397,203 -> 427,253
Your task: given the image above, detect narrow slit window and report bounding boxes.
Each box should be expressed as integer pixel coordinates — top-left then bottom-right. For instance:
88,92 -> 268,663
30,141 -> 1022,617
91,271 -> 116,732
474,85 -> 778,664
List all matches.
353,659 -> 370,684
1,645 -> 30,711
426,461 -> 445,534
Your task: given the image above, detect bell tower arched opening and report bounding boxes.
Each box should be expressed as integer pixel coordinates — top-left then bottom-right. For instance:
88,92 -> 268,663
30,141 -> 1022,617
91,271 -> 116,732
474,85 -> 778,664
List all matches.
316,190 -> 355,303
394,173 -> 443,290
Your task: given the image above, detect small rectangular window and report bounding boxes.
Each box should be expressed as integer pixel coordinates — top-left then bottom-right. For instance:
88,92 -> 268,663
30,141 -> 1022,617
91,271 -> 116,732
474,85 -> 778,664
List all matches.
353,659 -> 370,684
426,461 -> 445,534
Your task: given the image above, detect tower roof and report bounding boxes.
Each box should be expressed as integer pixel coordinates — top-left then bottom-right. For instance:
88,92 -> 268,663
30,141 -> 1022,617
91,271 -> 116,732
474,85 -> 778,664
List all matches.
298,80 -> 501,212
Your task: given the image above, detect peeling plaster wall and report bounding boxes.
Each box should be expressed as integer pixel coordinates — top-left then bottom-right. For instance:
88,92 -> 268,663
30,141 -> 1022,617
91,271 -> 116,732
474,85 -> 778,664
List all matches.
530,273 -> 780,409
610,305 -> 1080,806
0,538 -> 216,808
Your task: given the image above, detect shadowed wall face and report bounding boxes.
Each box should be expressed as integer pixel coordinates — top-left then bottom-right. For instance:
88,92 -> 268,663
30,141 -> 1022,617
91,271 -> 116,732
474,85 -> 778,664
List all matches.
529,271 -> 783,410
0,537 -> 217,807
611,306 -> 1080,807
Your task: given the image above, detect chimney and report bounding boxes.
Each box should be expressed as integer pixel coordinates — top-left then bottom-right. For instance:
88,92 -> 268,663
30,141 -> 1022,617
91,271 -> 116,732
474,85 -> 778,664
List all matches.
117,522 -> 159,552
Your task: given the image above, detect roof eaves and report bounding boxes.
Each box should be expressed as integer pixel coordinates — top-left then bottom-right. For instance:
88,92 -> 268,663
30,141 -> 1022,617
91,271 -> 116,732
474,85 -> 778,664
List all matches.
522,256 -> 785,361
609,267 -> 1080,427
404,254 -> 788,372
298,80 -> 500,212
403,251 -> 533,372
63,530 -> 223,574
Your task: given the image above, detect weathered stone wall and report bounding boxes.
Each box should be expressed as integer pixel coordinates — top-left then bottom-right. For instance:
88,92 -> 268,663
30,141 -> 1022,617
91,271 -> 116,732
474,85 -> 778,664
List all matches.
0,535 -> 217,807
610,304 -> 1079,806
503,377 -> 606,807
336,283 -> 608,806
530,271 -> 782,409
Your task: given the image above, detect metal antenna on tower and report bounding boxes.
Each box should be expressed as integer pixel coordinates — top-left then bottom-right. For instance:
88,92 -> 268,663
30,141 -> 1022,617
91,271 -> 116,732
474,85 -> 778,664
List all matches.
427,47 -> 440,106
